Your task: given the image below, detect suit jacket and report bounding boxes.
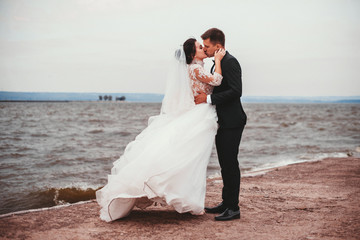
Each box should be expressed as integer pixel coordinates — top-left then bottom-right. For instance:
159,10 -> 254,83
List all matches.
210,51 -> 247,128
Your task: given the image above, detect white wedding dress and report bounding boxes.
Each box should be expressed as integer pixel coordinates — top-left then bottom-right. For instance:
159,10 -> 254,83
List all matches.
96,51 -> 223,222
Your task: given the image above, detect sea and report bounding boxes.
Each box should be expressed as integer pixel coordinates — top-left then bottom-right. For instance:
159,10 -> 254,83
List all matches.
0,101 -> 359,215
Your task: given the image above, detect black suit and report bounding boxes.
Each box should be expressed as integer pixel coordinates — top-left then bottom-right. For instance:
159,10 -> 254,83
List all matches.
210,51 -> 247,210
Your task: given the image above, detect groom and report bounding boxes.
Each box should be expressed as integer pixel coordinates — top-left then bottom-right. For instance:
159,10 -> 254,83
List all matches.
195,28 -> 247,221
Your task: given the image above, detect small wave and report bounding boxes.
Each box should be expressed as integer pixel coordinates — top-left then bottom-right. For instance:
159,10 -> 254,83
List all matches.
207,164 -> 220,170
208,172 -> 221,179
280,122 -> 296,127
0,153 -> 27,159
88,119 -> 103,123
12,130 -> 26,135
242,152 -> 350,177
88,129 -> 104,134
28,187 -> 103,207
6,137 -> 22,141
17,147 -> 32,152
298,152 -> 348,160
30,133 -> 50,137
0,186 -> 103,215
0,144 -> 12,150
0,200 -> 95,218
115,131 -> 131,137
248,125 -> 272,129
47,111 -> 57,116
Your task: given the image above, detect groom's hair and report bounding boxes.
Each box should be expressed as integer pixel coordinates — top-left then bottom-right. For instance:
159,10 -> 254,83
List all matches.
201,28 -> 225,47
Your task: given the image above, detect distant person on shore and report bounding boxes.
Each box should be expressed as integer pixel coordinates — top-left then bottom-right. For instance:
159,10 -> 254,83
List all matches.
96,28 -> 246,222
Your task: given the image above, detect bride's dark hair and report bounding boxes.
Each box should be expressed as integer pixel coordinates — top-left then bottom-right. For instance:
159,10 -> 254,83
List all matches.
183,38 -> 196,64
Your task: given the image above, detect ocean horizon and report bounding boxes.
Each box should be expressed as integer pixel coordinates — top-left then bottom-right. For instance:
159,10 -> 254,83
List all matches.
1,91 -> 360,103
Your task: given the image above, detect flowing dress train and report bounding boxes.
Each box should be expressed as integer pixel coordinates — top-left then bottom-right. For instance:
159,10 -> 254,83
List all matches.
96,58 -> 222,222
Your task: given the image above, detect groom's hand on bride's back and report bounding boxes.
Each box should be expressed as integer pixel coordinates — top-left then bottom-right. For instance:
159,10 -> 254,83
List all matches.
195,91 -> 207,104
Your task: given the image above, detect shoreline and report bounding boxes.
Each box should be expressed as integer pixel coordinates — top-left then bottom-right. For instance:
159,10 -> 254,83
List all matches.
1,157 -> 359,239
0,200 -> 95,219
0,156 -> 355,219
0,157 -> 333,218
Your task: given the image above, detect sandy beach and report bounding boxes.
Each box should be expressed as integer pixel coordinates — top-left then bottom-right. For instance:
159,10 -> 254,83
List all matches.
1,157 -> 359,240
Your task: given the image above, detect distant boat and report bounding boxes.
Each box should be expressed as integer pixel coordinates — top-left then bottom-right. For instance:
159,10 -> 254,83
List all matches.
116,96 -> 126,101
99,95 -> 113,101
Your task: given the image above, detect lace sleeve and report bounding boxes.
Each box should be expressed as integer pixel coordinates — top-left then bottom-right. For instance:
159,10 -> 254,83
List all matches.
192,65 -> 223,86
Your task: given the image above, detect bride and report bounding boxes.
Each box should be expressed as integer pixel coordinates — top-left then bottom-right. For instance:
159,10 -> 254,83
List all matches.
96,38 -> 226,222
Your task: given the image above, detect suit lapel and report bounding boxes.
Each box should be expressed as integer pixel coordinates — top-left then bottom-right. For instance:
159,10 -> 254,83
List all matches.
210,60 -> 215,74
211,51 -> 229,74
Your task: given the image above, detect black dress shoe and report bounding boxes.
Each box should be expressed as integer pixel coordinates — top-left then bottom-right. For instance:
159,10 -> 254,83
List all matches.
214,208 -> 240,221
205,202 -> 227,214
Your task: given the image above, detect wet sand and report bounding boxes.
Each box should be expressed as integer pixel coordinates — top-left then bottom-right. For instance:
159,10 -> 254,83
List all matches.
1,157 -> 359,240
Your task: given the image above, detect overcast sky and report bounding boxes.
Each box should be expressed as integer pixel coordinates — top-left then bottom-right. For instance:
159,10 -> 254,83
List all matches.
1,0 -> 359,96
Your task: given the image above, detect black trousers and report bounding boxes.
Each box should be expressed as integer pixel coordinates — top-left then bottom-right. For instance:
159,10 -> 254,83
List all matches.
215,125 -> 245,210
